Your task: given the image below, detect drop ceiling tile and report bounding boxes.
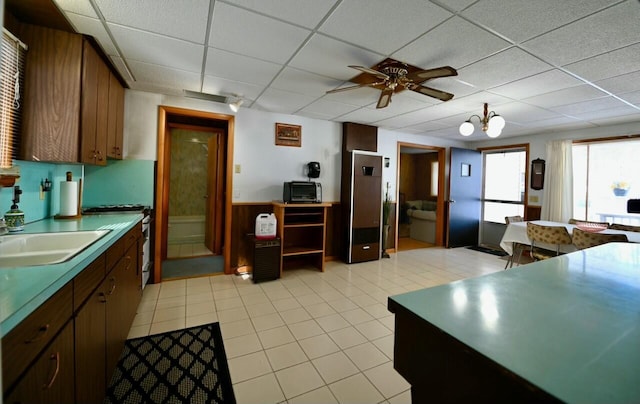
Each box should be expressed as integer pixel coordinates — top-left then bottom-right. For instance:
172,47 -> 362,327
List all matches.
566,103 -> 639,121
271,68 -> 344,96
209,3 -> 310,64
435,0 -> 477,12
337,108 -> 394,126
403,120 -> 450,133
127,60 -> 202,91
319,0 -> 452,55
373,103 -> 466,128
619,90 -> 640,106
493,102 -> 563,124
64,12 -> 118,56
588,113 -> 640,126
95,0 -> 210,43
393,16 -> 511,70
299,99 -> 361,118
523,85 -> 609,108
457,47 -> 553,90
488,69 -> 584,99
520,115 -> 582,128
550,97 -> 630,116
53,0 -> 98,18
202,76 -> 265,101
564,43 -> 640,83
523,1 -> 640,66
445,91 -> 513,112
108,23 -> 204,73
254,88 -> 316,114
595,70 -> 640,95
226,0 -> 339,29
461,0 -> 617,43
205,48 -> 282,86
289,34 -> 383,80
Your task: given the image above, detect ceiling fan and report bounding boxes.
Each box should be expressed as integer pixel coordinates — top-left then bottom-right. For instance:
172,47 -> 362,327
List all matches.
326,58 -> 457,109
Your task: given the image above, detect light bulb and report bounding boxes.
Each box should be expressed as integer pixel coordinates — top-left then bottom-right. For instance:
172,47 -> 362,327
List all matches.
486,125 -> 501,138
491,115 -> 505,130
459,121 -> 474,136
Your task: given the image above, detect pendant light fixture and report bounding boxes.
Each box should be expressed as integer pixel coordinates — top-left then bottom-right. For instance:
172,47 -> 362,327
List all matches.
459,103 -> 505,138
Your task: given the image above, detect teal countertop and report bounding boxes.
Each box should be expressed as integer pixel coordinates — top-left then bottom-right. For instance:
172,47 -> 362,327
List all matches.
0,214 -> 143,338
389,243 -> 640,403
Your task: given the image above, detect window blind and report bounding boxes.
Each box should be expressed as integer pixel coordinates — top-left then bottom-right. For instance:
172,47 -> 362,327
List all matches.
0,28 -> 27,168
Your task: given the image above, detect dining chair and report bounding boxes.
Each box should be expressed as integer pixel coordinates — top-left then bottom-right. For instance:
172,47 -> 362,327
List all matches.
572,228 -> 629,250
526,222 -> 573,261
609,223 -> 640,232
568,218 -> 610,227
504,215 -> 524,269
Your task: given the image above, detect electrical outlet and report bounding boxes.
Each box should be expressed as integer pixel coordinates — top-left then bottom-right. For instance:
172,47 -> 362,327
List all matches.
235,164 -> 241,174
530,195 -> 539,203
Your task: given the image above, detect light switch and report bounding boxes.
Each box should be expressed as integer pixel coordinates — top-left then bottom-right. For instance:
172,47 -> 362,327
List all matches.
235,164 -> 241,174
530,195 -> 539,203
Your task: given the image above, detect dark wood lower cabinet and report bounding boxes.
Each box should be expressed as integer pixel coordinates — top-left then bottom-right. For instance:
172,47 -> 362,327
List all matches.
74,283 -> 107,404
5,321 -> 75,404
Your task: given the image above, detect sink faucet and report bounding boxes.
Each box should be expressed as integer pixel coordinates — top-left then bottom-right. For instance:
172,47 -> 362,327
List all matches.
0,217 -> 7,235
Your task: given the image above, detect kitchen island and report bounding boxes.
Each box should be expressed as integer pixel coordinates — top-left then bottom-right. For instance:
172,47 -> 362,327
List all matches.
0,213 -> 143,337
388,242 -> 640,403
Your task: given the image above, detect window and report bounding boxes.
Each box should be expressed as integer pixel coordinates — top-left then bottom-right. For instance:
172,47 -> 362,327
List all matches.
573,138 -> 640,225
482,148 -> 527,223
430,160 -> 438,197
1,28 -> 27,169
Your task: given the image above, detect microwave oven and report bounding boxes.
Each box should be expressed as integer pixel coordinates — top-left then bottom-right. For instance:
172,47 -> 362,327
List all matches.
283,181 -> 322,203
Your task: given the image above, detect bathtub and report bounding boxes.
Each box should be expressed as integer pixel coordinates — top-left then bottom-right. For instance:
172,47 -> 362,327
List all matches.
167,215 -> 205,244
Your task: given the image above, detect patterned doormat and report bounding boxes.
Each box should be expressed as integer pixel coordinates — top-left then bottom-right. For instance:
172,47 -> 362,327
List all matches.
105,323 -> 236,404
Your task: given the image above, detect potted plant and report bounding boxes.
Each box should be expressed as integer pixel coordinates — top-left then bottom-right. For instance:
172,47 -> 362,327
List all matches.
611,181 -> 630,197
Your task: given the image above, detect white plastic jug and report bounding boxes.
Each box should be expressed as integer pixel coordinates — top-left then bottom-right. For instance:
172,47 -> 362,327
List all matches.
255,213 -> 277,239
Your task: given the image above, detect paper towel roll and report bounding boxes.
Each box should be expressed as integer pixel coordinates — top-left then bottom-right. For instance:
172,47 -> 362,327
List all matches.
59,181 -> 78,216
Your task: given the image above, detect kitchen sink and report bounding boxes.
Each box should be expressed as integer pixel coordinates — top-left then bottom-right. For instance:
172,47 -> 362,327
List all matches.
0,230 -> 110,268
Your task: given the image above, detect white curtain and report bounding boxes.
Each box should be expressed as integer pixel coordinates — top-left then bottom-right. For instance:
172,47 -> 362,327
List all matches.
541,139 -> 573,222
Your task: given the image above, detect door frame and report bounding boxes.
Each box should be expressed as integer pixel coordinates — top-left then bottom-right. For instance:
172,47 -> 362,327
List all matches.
154,106 -> 235,282
395,142 -> 446,248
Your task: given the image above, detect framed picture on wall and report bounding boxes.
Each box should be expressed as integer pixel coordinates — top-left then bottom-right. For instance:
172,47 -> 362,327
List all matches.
275,123 -> 302,147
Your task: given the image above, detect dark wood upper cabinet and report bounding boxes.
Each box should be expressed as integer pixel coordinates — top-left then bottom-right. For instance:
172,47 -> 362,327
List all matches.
18,23 -> 122,165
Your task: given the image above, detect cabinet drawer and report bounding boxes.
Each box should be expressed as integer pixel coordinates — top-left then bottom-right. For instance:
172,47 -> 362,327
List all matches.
2,282 -> 73,392
106,223 -> 141,272
5,321 -> 75,404
73,254 -> 106,312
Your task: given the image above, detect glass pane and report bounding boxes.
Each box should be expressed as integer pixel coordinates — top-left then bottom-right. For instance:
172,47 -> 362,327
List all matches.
484,151 -> 526,202
573,139 -> 640,226
483,202 -> 524,224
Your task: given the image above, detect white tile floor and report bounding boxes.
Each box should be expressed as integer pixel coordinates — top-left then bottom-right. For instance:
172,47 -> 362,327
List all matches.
167,242 -> 212,258
129,246 -> 505,404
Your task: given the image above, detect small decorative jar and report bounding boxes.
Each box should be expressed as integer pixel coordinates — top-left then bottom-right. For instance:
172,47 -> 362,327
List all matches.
5,208 -> 25,232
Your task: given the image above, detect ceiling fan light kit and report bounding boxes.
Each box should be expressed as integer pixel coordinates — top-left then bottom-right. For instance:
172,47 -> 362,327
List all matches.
459,103 -> 505,138
326,58 -> 457,109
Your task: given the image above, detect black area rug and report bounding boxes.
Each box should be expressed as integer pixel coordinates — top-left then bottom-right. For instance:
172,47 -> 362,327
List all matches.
105,323 -> 236,404
467,245 -> 508,257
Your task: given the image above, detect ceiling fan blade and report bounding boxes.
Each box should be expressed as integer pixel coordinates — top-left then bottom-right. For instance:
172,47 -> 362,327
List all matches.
376,88 -> 394,109
410,85 -> 454,101
326,81 -> 385,94
349,65 -> 389,80
407,66 -> 458,81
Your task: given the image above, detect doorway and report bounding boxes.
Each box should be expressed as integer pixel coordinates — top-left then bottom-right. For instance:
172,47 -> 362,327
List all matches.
154,106 -> 235,282
396,142 -> 446,251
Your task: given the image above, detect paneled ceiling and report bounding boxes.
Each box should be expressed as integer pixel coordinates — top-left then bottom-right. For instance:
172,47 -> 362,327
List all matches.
20,0 -> 640,140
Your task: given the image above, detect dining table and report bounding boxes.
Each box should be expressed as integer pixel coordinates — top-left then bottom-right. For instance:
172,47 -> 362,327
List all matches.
499,220 -> 640,256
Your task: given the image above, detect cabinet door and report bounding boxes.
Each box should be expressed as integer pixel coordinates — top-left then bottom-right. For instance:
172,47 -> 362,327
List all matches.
18,25 -> 82,162
107,72 -> 125,159
104,267 -> 124,385
75,283 -> 107,404
94,51 -> 110,166
5,321 -> 75,404
81,40 -> 99,164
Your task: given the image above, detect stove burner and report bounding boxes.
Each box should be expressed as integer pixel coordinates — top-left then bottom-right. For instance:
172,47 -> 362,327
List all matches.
83,204 -> 149,214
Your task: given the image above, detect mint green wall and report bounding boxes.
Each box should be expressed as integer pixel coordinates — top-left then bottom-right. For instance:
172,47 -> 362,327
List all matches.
83,159 -> 154,207
0,160 -> 82,224
1,159 -> 154,224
